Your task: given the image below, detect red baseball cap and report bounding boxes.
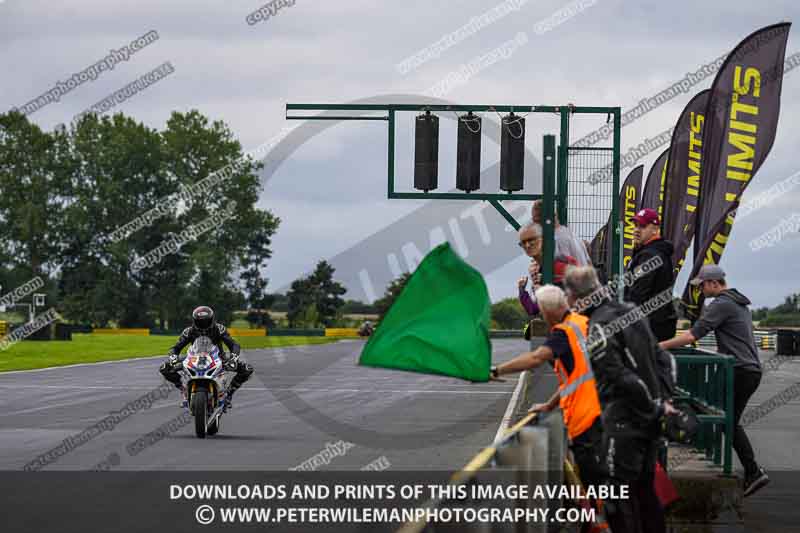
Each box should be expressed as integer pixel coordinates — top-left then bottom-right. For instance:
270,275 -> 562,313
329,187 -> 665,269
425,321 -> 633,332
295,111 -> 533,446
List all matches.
633,208 -> 660,227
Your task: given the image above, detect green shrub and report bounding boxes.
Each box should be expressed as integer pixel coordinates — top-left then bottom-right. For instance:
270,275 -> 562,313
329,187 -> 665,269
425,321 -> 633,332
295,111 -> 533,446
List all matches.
759,313 -> 800,327
491,297 -> 529,330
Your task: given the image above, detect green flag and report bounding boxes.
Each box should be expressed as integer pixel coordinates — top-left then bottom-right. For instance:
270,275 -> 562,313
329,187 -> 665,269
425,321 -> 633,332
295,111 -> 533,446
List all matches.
359,243 -> 492,382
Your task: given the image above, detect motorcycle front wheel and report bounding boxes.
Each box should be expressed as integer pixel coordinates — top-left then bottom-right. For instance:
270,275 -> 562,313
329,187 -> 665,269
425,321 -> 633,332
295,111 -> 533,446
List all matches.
192,389 -> 208,438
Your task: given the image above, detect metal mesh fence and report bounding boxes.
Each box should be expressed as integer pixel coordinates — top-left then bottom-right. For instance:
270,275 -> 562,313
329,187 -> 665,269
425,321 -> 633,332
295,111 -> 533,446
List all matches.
564,147 -> 614,243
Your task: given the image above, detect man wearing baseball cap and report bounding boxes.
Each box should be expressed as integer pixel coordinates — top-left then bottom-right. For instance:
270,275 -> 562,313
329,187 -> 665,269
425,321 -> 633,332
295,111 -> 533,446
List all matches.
660,264 -> 768,497
625,208 -> 678,342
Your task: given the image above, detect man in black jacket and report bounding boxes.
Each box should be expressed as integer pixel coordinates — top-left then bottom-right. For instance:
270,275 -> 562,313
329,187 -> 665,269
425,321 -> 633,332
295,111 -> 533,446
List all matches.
565,265 -> 677,533
625,208 -> 678,342
159,306 -> 254,409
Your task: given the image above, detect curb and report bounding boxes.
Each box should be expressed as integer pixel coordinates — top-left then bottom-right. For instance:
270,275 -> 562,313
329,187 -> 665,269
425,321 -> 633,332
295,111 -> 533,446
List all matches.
493,370 -> 533,442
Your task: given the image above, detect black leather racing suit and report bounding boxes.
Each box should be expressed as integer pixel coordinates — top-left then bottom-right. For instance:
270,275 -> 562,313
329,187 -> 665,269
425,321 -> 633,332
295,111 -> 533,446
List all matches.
583,296 -> 667,533
159,323 -> 254,395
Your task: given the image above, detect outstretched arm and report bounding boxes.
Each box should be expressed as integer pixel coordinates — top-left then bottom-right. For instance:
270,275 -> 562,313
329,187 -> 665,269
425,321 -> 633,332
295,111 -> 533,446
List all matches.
659,330 -> 696,351
495,345 -> 554,377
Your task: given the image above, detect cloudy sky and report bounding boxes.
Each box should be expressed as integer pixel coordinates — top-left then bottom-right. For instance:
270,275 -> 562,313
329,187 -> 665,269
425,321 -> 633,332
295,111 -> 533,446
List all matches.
1,0 -> 797,308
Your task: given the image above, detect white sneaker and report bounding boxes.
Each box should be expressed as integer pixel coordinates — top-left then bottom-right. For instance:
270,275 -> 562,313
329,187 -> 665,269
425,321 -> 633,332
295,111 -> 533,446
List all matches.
743,467 -> 770,497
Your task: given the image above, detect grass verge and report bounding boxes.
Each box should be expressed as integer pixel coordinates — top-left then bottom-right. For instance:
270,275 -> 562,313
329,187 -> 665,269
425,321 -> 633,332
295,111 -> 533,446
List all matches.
0,334 -> 343,373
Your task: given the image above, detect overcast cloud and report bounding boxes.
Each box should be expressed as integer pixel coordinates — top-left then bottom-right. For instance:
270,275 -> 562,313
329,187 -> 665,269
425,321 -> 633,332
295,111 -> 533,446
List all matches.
1,0 -> 797,307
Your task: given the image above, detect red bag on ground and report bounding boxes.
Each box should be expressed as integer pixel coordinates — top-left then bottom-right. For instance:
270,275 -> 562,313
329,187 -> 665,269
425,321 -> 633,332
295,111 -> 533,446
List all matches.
654,462 -> 680,508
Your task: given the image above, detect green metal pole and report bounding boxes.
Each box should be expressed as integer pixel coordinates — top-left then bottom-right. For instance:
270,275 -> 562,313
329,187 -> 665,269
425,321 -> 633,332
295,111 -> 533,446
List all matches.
611,109 -> 622,286
558,107 -> 570,225
488,200 -> 521,231
387,110 -> 395,199
542,135 -> 556,285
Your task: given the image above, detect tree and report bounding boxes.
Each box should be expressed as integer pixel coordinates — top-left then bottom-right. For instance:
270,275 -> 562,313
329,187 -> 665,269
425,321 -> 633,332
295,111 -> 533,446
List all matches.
58,113 -> 167,327
341,299 -> 378,315
374,273 -> 412,322
310,260 -> 347,327
240,210 -> 279,325
0,111 -> 68,279
286,261 -> 347,328
158,110 -> 278,329
490,298 -> 529,330
0,109 -> 280,327
268,292 -> 289,312
286,277 -> 316,328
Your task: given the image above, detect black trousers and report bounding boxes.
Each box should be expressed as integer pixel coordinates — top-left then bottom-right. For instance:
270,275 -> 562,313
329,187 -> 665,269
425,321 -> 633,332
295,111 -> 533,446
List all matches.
733,367 -> 762,477
651,317 -> 677,470
603,433 -> 665,533
571,417 -> 605,488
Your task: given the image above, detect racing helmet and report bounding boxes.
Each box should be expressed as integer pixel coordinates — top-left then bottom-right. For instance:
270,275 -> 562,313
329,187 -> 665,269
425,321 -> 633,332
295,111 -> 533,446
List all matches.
192,306 -> 216,335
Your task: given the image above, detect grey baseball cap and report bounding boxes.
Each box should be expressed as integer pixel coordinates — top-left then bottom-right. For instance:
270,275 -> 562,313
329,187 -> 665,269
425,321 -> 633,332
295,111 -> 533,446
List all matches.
690,264 -> 726,285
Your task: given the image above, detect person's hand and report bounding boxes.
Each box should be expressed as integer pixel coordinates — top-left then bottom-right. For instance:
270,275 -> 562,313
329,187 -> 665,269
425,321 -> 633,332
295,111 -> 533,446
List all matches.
663,400 -> 680,417
518,276 -> 528,290
528,403 -> 553,414
489,366 -> 506,382
528,261 -> 542,287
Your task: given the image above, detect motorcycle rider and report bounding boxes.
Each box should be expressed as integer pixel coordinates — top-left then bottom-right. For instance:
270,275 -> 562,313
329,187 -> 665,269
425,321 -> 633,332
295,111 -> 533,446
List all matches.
564,265 -> 677,533
159,306 -> 254,409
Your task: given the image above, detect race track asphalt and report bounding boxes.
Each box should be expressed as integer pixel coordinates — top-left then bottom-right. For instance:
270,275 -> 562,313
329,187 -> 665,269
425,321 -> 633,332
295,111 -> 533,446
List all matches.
0,338 -> 556,472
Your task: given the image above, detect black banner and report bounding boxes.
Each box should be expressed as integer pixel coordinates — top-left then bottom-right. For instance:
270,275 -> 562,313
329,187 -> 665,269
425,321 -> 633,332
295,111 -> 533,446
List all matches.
683,23 -> 791,319
619,165 -> 644,269
641,148 -> 669,218
662,90 -> 711,278
593,166 -> 644,276
589,225 -> 607,279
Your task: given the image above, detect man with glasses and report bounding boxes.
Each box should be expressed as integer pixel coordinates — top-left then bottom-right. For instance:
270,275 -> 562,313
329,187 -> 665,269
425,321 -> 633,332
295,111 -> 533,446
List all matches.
517,223 -> 578,317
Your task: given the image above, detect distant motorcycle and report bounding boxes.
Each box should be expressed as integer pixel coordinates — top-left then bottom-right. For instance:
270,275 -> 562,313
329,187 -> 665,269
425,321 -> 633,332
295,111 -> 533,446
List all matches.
180,336 -> 231,438
358,321 -> 374,337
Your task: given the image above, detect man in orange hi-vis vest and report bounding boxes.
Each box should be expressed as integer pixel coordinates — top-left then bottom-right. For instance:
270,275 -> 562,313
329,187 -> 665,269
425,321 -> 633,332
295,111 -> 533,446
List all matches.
491,284 -> 604,489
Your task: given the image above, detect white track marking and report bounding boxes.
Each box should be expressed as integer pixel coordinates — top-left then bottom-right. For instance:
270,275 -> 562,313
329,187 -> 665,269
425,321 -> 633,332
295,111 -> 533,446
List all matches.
0,355 -> 165,375
1,399 -> 174,418
0,384 -> 512,395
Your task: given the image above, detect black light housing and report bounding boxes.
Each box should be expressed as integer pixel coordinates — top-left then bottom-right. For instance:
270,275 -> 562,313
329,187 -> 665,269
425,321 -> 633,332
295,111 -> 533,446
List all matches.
500,113 -> 525,192
456,112 -> 482,192
414,111 -> 439,192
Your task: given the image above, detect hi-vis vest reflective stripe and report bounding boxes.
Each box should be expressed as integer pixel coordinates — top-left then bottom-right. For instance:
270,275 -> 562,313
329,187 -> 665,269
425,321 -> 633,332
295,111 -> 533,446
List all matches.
552,313 -> 602,440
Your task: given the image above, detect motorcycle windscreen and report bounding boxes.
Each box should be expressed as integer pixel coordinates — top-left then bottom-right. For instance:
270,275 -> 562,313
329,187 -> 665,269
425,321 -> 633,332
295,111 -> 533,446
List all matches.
358,242 -> 492,382
192,336 -> 215,355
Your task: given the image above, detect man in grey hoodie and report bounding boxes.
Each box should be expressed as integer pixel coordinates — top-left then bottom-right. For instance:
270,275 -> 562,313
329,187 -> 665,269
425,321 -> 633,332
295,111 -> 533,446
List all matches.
660,264 -> 768,497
